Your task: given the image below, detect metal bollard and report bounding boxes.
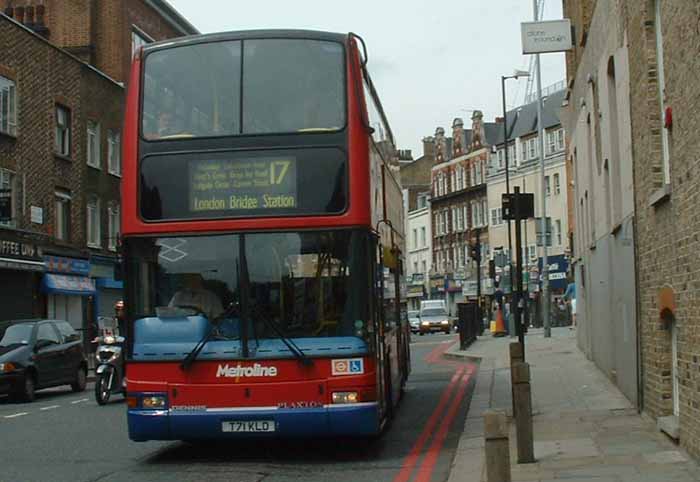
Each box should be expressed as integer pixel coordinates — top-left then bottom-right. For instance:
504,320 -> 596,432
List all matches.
512,361 -> 535,464
484,410 -> 511,482
509,342 -> 524,417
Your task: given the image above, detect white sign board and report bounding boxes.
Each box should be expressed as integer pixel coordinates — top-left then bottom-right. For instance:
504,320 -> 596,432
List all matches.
30,206 -> 43,224
521,19 -> 573,54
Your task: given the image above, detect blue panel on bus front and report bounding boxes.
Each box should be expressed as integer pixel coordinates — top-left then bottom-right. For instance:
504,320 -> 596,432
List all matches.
132,316 -> 368,361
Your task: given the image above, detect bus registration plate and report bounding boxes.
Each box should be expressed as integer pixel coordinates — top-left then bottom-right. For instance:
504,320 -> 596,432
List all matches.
222,420 -> 276,433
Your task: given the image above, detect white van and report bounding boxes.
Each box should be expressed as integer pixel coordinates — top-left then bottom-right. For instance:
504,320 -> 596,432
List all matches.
418,300 -> 450,335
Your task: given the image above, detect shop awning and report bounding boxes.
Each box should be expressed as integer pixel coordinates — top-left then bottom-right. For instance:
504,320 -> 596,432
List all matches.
41,274 -> 96,296
0,256 -> 45,272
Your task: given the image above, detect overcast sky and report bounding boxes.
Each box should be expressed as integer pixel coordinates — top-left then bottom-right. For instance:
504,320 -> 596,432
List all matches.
168,0 -> 566,157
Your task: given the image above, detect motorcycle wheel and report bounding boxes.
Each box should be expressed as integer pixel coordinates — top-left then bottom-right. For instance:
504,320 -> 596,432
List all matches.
95,373 -> 111,405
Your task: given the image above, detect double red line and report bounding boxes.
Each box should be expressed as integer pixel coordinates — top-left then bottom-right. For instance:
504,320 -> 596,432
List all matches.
394,342 -> 475,482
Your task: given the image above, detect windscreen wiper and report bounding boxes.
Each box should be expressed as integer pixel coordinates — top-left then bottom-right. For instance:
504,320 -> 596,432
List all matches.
180,321 -> 218,371
250,304 -> 313,367
180,301 -> 245,370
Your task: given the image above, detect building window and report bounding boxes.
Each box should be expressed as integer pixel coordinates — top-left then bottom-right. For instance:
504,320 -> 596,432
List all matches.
510,143 -> 517,164
482,200 -> 488,226
491,208 -> 503,226
414,261 -> 418,273
413,229 -> 418,249
107,130 -> 121,175
421,227 -> 426,246
463,205 -> 469,230
545,176 -> 551,196
654,0 -> 670,184
536,217 -> 552,247
0,168 -> 17,227
555,219 -> 562,246
498,149 -> 504,169
554,173 -> 560,195
55,105 -> 71,157
528,244 -> 536,260
55,190 -> 71,241
528,138 -> 537,159
87,120 -> 101,168
417,194 -> 427,209
422,260 -> 427,274
0,76 -> 17,136
87,196 -> 101,248
556,129 -> 564,151
131,29 -> 152,60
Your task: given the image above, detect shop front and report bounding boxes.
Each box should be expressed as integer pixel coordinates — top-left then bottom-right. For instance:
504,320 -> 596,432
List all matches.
90,255 -> 123,318
407,284 -> 424,310
0,234 -> 45,320
42,255 -> 95,350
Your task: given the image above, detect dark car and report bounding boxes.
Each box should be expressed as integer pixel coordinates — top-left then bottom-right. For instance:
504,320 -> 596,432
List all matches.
0,319 -> 88,402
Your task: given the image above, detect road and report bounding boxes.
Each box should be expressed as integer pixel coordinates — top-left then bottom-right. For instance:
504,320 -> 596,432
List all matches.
0,334 -> 477,482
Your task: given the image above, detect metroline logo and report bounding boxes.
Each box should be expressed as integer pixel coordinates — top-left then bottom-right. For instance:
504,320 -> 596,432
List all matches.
216,363 -> 278,379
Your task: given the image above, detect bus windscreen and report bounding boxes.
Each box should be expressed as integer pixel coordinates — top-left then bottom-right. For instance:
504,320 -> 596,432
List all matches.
125,229 -> 371,340
142,38 -> 345,139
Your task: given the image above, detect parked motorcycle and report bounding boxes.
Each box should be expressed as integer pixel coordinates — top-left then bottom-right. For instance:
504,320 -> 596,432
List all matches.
93,317 -> 125,405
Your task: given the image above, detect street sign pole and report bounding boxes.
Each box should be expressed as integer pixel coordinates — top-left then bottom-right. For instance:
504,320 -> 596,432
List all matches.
514,187 -> 525,348
502,190 -> 534,356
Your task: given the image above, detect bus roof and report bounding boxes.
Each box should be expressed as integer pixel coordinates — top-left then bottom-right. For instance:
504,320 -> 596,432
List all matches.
143,29 -> 349,54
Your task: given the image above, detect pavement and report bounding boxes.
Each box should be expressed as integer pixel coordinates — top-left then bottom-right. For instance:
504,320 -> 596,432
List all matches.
445,327 -> 700,482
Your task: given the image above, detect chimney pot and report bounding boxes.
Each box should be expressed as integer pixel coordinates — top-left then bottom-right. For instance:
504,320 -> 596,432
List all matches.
35,5 -> 45,26
25,5 -> 34,26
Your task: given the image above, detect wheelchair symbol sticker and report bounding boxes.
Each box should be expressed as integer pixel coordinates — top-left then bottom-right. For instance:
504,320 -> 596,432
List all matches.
332,358 -> 364,376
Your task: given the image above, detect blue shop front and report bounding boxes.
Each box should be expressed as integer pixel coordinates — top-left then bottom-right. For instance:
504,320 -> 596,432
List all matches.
42,255 -> 95,348
89,254 -> 123,318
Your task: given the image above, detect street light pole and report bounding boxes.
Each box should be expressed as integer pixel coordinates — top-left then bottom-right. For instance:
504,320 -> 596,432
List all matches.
501,71 -> 529,336
533,0 -> 551,337
501,76 -> 514,337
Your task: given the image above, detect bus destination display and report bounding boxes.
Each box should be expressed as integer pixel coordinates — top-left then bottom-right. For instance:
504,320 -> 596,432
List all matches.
190,158 -> 297,212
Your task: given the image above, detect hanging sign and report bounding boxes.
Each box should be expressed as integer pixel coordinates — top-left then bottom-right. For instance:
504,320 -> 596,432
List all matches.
521,19 -> 573,54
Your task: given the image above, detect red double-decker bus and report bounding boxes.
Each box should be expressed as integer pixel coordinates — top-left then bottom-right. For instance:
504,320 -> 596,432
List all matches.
121,30 -> 410,441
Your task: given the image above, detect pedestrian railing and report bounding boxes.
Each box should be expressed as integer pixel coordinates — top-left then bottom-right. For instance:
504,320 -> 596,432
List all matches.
457,302 -> 482,350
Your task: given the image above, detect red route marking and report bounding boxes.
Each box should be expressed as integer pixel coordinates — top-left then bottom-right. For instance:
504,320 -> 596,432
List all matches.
392,366 -> 465,482
413,367 -> 475,482
423,337 -> 458,364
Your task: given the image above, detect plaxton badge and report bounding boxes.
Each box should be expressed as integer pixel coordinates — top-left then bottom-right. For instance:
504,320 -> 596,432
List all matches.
216,363 -> 278,378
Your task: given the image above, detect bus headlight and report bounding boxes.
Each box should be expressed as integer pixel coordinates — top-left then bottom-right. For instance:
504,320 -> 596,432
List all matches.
441,320 -> 449,325
332,391 -> 359,404
142,395 -> 167,409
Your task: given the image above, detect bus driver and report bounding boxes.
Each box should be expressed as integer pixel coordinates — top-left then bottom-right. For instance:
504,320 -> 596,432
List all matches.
169,273 -> 224,320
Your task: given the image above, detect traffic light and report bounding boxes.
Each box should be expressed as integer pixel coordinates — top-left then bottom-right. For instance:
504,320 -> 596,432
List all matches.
470,244 -> 480,262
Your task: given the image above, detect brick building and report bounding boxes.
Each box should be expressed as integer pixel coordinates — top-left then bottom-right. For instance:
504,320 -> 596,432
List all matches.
565,0 -> 700,456
430,112 -> 499,315
0,1 -> 194,346
0,0 -> 198,84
